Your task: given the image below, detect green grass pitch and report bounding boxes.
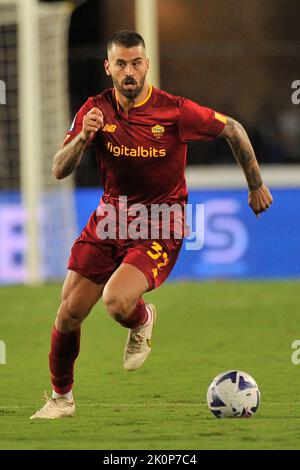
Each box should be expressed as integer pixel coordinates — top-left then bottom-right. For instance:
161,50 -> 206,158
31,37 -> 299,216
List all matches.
0,280 -> 300,450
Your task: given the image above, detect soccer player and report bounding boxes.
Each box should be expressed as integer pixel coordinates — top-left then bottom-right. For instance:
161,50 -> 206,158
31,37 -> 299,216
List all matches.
31,30 -> 273,419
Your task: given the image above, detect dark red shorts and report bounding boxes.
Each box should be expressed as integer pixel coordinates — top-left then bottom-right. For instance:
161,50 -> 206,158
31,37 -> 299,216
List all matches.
68,210 -> 183,290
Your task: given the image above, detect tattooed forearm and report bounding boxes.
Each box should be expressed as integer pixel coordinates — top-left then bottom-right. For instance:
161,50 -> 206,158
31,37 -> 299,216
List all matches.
223,118 -> 263,190
52,133 -> 88,180
248,167 -> 263,190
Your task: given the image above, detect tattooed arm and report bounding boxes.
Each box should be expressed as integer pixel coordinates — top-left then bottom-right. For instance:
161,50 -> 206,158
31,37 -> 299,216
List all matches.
52,134 -> 88,180
221,117 -> 273,216
52,107 -> 104,179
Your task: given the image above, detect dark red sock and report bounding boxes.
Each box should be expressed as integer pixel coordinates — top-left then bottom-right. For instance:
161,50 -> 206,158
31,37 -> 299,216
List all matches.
49,326 -> 81,395
118,299 -> 148,329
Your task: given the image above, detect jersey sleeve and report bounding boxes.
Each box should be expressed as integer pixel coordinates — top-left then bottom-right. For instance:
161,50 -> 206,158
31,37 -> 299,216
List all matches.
62,96 -> 95,146
178,97 -> 227,142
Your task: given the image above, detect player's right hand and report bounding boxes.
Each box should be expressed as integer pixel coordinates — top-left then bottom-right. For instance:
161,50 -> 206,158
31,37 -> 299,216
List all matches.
248,184 -> 273,217
80,107 -> 104,141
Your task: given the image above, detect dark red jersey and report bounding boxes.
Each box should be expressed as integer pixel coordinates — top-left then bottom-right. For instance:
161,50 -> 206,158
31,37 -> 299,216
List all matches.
63,86 -> 226,207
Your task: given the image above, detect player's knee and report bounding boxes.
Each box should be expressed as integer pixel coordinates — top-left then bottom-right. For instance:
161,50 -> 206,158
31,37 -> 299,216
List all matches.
102,287 -> 130,321
57,298 -> 88,330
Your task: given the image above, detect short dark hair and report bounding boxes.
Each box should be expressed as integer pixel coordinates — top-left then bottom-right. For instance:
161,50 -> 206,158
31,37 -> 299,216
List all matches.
107,30 -> 145,52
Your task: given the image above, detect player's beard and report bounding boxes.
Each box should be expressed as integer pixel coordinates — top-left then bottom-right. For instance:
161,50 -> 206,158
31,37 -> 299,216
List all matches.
113,75 -> 146,100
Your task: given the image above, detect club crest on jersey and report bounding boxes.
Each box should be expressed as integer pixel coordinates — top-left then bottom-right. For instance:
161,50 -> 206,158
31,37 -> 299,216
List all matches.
151,124 -> 165,139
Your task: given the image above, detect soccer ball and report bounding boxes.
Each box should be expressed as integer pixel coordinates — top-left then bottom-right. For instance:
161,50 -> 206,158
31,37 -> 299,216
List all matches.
207,370 -> 260,418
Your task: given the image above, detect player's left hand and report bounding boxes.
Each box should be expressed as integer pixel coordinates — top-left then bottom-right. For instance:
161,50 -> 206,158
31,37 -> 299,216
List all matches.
248,184 -> 273,217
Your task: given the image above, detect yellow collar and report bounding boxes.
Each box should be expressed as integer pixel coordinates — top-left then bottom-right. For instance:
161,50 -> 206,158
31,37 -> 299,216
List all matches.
115,85 -> 153,111
133,84 -> 153,108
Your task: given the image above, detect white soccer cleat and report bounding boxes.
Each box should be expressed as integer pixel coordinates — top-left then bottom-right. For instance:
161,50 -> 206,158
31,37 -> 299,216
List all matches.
30,393 -> 75,420
123,303 -> 156,372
